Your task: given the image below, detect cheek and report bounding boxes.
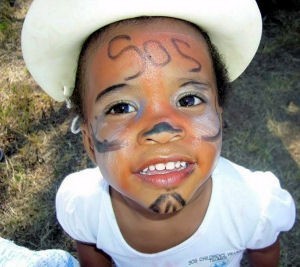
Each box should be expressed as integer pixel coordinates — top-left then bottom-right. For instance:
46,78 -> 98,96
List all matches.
189,108 -> 222,143
199,141 -> 221,173
178,141 -> 220,204
92,115 -> 136,154
95,116 -> 126,140
187,109 -> 222,188
96,150 -> 132,191
97,153 -> 158,209
93,116 -> 139,191
191,117 -> 222,171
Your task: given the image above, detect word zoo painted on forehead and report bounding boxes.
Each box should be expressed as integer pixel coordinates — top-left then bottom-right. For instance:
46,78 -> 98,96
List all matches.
108,35 -> 202,80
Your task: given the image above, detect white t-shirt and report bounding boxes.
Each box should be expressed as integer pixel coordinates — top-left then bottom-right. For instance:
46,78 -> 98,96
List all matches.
56,157 -> 295,267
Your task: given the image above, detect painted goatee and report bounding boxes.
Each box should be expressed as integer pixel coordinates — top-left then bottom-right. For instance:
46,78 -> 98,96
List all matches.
149,193 -> 186,214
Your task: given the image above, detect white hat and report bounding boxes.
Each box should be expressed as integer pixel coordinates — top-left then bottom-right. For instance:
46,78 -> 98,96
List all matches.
22,0 -> 262,102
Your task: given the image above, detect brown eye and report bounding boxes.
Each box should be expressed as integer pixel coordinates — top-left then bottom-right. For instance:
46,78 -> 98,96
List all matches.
106,102 -> 136,115
178,95 -> 203,107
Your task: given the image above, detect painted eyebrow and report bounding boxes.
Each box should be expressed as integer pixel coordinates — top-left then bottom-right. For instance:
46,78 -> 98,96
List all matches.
95,83 -> 127,103
180,81 -> 209,90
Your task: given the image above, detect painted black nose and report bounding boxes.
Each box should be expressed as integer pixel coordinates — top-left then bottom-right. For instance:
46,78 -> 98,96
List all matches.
141,122 -> 184,144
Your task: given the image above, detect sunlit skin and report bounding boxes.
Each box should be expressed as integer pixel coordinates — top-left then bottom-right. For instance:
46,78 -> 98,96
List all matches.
81,19 -> 222,242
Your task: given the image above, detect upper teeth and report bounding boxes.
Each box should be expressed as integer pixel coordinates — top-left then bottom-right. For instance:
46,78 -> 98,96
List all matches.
141,161 -> 187,174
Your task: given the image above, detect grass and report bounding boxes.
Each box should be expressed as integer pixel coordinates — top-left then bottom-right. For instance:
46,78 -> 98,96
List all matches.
221,8 -> 299,265
0,0 -> 299,265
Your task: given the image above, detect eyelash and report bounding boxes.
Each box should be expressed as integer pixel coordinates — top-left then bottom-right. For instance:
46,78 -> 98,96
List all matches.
103,91 -> 205,115
176,92 -> 206,107
104,101 -> 137,115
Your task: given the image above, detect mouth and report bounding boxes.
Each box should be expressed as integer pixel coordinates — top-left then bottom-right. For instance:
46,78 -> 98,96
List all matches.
136,160 -> 195,188
140,161 -> 188,174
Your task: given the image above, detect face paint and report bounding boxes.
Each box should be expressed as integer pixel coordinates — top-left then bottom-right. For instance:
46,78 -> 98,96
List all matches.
106,33 -> 220,144
108,35 -> 145,81
202,97 -> 222,142
172,80 -> 221,144
201,126 -> 221,142
143,40 -> 171,67
90,123 -> 124,153
194,114 -> 221,142
143,122 -> 183,137
149,192 -> 186,214
85,21 -> 221,216
106,33 -> 202,83
171,38 -> 201,72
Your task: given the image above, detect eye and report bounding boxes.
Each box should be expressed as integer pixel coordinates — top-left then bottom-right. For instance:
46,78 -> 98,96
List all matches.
177,94 -> 203,107
106,102 -> 136,115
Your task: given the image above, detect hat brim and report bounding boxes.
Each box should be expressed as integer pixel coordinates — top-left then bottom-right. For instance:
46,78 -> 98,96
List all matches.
22,0 -> 262,102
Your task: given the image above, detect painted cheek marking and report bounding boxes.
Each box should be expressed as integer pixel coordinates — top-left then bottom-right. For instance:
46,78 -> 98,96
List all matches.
201,124 -> 221,142
90,124 -> 124,153
199,95 -> 222,142
149,193 -> 186,214
143,122 -> 182,136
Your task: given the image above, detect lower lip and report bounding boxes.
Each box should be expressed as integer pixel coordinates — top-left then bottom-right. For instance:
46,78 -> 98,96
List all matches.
136,164 -> 195,188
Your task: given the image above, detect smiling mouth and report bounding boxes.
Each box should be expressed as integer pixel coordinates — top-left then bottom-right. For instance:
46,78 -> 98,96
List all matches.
140,161 -> 188,175
137,161 -> 194,188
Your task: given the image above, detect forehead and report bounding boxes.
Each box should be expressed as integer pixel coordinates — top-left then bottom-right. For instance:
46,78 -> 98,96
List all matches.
86,17 -> 212,68
84,18 -> 215,97
101,18 -> 206,44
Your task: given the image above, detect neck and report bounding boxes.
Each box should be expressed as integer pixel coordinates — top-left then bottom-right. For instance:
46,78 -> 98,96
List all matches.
110,176 -> 212,222
109,177 -> 213,253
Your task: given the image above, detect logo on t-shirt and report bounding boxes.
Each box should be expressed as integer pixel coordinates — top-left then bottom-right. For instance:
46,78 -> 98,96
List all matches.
188,250 -> 243,266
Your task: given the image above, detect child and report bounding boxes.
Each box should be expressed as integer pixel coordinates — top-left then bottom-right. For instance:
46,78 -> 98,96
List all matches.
22,0 -> 295,266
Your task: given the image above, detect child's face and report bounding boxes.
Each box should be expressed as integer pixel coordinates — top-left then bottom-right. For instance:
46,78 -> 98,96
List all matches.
82,19 -> 222,214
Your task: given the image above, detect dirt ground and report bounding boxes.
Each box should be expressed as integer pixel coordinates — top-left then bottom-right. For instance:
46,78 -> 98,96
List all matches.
0,0 -> 299,265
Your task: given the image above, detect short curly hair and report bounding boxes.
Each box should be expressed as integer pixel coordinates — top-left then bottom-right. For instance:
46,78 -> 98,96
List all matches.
71,17 -> 230,121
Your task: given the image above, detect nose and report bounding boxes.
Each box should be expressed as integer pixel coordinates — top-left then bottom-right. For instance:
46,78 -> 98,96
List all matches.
138,122 -> 185,144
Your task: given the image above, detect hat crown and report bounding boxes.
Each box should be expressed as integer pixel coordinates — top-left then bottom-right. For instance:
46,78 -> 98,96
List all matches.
22,0 -> 262,101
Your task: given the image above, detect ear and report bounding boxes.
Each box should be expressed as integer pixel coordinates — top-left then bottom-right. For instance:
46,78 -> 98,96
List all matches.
215,99 -> 224,128
218,108 -> 226,129
219,106 -> 223,116
81,123 -> 96,163
215,96 -> 223,116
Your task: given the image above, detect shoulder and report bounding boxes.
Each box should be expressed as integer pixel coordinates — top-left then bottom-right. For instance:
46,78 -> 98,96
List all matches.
213,157 -> 296,249
214,157 -> 291,198
56,167 -> 103,198
56,168 -> 108,243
